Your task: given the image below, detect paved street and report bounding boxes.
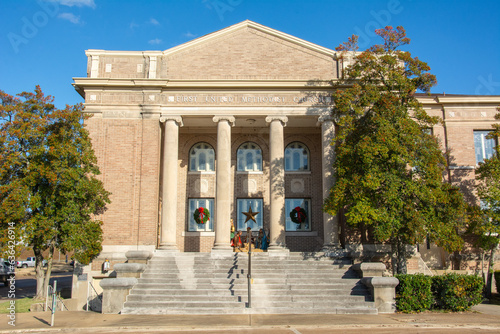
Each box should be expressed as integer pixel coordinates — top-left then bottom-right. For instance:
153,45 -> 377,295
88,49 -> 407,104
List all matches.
0,270 -> 72,300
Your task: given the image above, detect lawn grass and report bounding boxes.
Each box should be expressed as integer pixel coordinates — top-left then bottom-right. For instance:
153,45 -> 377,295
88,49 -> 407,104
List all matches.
0,298 -> 36,313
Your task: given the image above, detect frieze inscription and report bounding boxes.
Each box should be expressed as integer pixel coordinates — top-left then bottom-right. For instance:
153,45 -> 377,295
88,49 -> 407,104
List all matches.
165,94 -> 333,105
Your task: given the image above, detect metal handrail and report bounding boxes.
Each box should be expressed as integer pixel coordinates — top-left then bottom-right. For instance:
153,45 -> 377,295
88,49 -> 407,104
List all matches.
419,257 -> 434,276
45,282 -> 68,312
247,236 -> 252,308
86,281 -> 102,312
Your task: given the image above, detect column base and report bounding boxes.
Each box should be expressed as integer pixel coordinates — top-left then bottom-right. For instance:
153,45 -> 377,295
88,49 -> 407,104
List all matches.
267,245 -> 290,257
211,247 -> 234,259
321,245 -> 349,258
158,243 -> 179,251
321,242 -> 341,251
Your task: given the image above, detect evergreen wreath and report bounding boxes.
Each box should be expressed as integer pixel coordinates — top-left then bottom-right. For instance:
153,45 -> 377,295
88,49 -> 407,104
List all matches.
194,207 -> 210,224
290,206 -> 307,224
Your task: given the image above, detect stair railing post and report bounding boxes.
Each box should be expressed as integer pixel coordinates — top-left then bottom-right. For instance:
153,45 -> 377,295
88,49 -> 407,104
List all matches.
50,280 -> 57,327
247,235 -> 252,308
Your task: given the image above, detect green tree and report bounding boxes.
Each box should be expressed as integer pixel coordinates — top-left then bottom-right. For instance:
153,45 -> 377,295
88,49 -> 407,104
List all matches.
324,26 -> 467,274
0,86 -> 110,299
470,111 -> 500,297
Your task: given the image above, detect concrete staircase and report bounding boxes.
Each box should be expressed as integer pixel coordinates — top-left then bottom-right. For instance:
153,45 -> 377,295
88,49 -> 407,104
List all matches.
121,252 -> 377,315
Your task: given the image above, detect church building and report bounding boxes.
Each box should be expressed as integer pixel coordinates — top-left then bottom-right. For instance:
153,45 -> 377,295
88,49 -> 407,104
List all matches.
72,20 -> 499,278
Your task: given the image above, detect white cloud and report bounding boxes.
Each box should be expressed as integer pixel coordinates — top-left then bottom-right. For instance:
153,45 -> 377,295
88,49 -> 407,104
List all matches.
183,31 -> 196,38
148,38 -> 162,45
58,12 -> 81,24
129,21 -> 139,30
50,0 -> 96,8
150,18 -> 160,25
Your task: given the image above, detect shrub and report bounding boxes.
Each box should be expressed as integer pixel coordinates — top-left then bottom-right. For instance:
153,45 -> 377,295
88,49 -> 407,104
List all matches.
431,273 -> 484,311
395,274 -> 433,313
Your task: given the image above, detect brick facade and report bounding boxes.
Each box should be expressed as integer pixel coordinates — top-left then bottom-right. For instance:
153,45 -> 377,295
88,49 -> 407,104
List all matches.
74,20 -> 500,272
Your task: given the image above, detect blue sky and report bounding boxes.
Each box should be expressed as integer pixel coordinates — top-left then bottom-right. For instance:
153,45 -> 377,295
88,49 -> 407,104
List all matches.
1,0 -> 499,108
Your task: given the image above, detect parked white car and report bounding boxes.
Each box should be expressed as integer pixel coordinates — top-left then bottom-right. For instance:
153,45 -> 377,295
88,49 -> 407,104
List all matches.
16,257 -> 35,268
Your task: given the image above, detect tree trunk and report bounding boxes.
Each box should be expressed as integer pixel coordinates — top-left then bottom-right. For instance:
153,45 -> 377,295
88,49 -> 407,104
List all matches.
485,247 -> 496,299
33,248 -> 46,300
42,243 -> 55,300
396,238 -> 408,274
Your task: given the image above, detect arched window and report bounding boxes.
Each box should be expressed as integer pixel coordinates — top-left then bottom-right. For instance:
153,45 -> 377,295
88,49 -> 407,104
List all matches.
285,142 -> 309,171
189,143 -> 215,172
237,142 -> 262,172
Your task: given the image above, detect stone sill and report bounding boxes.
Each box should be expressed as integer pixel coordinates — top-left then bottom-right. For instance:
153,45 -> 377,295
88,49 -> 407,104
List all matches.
448,166 -> 475,170
182,231 -> 215,237
187,171 -> 215,175
285,231 -> 317,237
236,171 -> 264,175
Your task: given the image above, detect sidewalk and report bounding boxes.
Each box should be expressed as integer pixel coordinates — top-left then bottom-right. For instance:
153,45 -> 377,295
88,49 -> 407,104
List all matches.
2,303 -> 500,334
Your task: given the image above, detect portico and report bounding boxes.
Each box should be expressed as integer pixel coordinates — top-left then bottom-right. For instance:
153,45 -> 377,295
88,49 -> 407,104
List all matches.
154,108 -> 338,254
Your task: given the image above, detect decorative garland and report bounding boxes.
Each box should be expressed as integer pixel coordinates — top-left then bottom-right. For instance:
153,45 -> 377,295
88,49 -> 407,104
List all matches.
194,207 -> 210,224
290,206 -> 307,224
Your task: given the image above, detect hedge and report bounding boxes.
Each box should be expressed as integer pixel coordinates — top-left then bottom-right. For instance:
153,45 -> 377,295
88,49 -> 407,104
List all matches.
395,273 -> 484,312
432,273 -> 484,311
395,274 -> 433,313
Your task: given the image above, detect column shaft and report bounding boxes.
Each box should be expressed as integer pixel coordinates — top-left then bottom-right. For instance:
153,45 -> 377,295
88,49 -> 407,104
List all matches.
320,116 -> 340,248
266,116 -> 288,250
212,116 -> 234,252
160,117 -> 182,250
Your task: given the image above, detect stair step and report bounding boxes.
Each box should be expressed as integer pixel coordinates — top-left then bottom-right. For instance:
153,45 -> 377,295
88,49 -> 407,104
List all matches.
129,287 -> 368,296
121,306 -> 376,315
121,252 -> 376,315
126,294 -> 368,304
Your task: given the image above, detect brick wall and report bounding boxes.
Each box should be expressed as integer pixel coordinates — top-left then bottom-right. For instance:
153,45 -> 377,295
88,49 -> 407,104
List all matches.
85,115 -> 160,248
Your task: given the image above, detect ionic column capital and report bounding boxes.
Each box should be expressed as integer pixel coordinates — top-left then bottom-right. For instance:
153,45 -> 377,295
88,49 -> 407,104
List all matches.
317,114 -> 334,125
265,115 -> 288,126
160,115 -> 183,126
212,115 -> 235,126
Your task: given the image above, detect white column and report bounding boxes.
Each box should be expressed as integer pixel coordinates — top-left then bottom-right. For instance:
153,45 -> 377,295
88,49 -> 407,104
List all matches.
212,116 -> 235,255
266,116 -> 289,253
318,115 -> 340,249
159,116 -> 183,250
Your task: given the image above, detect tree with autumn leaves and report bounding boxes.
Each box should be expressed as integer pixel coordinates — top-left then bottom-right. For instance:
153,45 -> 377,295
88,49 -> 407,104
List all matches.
324,26 -> 468,274
469,111 -> 500,297
0,86 -> 110,299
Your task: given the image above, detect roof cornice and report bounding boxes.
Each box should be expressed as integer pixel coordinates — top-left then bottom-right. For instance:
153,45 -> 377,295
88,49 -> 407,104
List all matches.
436,96 -> 500,104
72,77 -> 337,89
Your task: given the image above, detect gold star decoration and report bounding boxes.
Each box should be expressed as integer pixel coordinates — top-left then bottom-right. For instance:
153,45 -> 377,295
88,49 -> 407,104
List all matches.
242,205 -> 260,224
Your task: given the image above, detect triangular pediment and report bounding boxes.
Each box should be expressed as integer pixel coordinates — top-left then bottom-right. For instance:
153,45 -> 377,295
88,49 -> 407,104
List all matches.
163,20 -> 338,80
